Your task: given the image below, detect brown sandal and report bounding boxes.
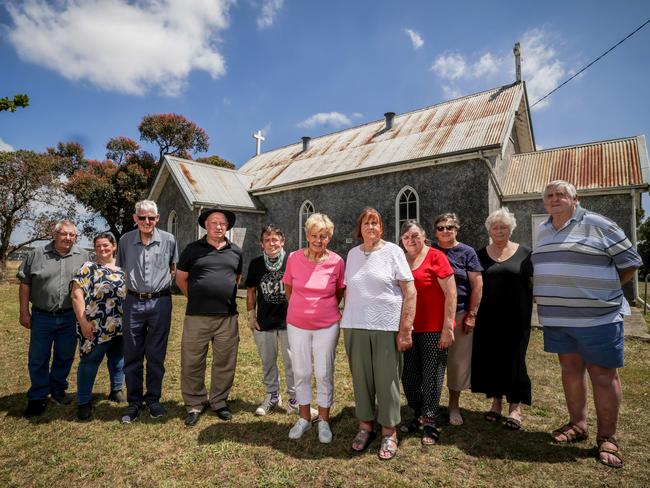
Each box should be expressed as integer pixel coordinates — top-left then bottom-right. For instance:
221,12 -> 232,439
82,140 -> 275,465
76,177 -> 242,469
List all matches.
378,435 -> 398,460
596,436 -> 623,468
351,429 -> 376,452
551,423 -> 589,444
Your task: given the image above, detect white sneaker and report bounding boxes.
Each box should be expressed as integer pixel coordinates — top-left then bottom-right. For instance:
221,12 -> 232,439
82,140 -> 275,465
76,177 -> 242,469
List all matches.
288,418 -> 312,439
286,398 -> 299,414
318,420 -> 332,443
255,393 -> 281,416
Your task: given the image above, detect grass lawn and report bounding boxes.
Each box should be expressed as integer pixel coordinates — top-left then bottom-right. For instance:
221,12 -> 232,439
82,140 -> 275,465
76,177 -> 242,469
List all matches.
1,280 -> 649,487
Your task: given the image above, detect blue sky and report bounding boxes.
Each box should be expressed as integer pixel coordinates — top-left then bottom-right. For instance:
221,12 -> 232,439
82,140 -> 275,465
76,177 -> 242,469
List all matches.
1,1 -> 649,202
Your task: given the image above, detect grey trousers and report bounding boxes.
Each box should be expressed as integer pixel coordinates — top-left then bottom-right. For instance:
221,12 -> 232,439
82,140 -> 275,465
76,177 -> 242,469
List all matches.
344,328 -> 403,428
181,314 -> 239,412
253,328 -> 295,397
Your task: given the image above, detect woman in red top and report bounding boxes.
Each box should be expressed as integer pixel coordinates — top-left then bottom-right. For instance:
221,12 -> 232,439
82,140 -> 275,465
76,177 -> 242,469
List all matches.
399,220 -> 457,445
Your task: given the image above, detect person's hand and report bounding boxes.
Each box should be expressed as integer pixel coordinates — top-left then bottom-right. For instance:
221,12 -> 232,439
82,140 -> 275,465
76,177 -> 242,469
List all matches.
439,326 -> 454,349
19,310 -> 32,329
79,318 -> 95,340
396,329 -> 412,352
248,316 -> 261,331
462,313 -> 476,334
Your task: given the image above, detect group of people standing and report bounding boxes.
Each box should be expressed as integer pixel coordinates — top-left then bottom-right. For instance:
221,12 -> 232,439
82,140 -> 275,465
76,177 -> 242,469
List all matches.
17,180 -> 639,468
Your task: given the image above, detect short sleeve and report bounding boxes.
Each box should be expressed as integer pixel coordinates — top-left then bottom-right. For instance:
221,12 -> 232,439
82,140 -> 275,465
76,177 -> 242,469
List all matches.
116,238 -> 126,268
245,258 -> 258,288
170,236 -> 179,265
465,247 -> 483,273
335,257 -> 345,289
16,252 -> 34,284
176,244 -> 193,272
71,261 -> 95,294
393,246 -> 414,282
603,223 -> 642,270
433,250 -> 454,279
236,250 -> 243,275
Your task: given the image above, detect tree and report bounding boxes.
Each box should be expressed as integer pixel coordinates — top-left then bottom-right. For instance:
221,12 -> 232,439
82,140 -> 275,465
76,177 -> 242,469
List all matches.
0,150 -> 72,279
138,113 -> 209,164
47,141 -> 86,176
106,136 -> 140,164
0,93 -> 29,112
195,155 -> 235,169
637,215 -> 650,279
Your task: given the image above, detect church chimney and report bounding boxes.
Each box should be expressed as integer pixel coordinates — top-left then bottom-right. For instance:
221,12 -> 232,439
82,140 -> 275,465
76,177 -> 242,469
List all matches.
513,42 -> 521,82
384,112 -> 395,130
302,136 -> 311,152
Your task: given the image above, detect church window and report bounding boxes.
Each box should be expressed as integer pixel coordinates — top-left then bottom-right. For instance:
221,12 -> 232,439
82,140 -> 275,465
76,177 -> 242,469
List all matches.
299,200 -> 315,248
396,186 -> 419,238
167,210 -> 178,237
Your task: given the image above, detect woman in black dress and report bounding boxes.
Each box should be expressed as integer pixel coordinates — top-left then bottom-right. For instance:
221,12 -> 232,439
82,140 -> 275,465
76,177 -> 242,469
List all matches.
471,208 -> 533,430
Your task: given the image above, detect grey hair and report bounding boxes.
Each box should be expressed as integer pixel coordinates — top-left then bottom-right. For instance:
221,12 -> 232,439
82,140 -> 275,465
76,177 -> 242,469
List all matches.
53,220 -> 77,233
134,199 -> 158,215
544,180 -> 578,199
304,213 -> 334,237
485,207 -> 517,232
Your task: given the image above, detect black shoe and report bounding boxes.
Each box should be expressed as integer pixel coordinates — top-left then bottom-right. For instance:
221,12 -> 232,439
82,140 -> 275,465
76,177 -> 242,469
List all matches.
51,392 -> 72,405
23,400 -> 47,418
108,390 -> 124,403
77,403 -> 93,421
121,403 -> 141,424
214,405 -> 232,421
147,401 -> 167,419
185,411 -> 201,427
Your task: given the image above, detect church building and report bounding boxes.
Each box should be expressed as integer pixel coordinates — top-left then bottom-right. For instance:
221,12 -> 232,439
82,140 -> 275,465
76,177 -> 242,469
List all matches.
148,81 -> 649,299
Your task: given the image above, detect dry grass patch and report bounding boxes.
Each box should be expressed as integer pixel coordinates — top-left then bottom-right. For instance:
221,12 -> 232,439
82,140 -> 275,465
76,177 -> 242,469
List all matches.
0,281 -> 649,487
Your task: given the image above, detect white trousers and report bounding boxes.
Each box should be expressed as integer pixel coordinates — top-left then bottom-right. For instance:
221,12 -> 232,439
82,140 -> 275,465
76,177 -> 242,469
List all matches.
286,322 -> 339,408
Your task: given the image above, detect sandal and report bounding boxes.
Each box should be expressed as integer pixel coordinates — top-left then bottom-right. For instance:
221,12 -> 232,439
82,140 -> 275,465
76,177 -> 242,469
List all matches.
351,429 -> 376,452
399,417 -> 422,434
504,417 -> 522,430
378,435 -> 398,460
551,423 -> 589,444
596,436 -> 623,468
484,411 -> 502,422
421,424 -> 441,446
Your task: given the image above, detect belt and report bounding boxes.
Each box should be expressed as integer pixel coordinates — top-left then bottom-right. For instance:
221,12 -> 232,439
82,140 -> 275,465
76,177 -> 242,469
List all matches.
127,289 -> 171,300
32,306 -> 73,315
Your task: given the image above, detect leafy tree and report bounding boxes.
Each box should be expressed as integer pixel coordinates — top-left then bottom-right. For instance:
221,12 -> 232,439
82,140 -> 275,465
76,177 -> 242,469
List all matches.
106,136 -> 140,163
47,141 -> 86,176
0,150 -> 72,279
637,215 -> 650,279
195,155 -> 235,169
138,113 -> 209,164
0,93 -> 29,112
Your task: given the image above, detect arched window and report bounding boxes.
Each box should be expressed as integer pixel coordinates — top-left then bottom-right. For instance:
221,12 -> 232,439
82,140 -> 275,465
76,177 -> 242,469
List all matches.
395,186 -> 419,239
167,210 -> 178,237
299,200 -> 315,248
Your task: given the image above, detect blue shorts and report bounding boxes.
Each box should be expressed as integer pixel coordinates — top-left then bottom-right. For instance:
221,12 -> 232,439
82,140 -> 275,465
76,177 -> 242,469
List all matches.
543,322 -> 624,369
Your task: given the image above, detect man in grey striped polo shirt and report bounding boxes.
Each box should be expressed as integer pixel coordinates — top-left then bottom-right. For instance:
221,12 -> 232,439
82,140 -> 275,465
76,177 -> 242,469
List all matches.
532,180 -> 641,469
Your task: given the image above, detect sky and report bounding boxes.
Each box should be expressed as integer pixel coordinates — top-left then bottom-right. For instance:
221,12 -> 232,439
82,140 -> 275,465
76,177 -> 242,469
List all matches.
1,0 -> 650,238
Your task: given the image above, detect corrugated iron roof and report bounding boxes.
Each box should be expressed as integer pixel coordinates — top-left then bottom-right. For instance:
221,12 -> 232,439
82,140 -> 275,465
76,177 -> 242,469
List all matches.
240,83 -> 524,191
502,136 -> 648,197
164,156 -> 257,209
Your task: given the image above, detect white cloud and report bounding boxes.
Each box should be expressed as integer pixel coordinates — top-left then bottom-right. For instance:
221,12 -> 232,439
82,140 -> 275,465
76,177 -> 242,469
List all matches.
5,0 -> 232,97
257,0 -> 284,29
260,122 -> 272,137
431,54 -> 467,80
297,112 -> 352,129
351,112 -> 363,119
404,28 -> 423,49
0,138 -> 15,152
430,29 -> 567,109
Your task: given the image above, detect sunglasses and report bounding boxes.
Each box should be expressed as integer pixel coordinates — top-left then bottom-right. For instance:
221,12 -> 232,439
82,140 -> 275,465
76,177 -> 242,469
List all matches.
436,225 -> 456,232
137,216 -> 157,222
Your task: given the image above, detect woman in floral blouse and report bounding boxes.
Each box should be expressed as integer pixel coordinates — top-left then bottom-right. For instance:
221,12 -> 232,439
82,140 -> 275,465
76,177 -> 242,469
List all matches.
71,232 -> 127,420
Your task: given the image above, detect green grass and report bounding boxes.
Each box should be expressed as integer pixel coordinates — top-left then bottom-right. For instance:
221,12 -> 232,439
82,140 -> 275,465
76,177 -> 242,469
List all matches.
1,281 -> 649,487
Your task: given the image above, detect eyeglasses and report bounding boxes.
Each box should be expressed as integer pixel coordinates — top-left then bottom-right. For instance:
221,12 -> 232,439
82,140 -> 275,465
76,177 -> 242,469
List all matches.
137,216 -> 157,222
436,225 -> 456,232
401,234 -> 422,241
210,221 -> 229,228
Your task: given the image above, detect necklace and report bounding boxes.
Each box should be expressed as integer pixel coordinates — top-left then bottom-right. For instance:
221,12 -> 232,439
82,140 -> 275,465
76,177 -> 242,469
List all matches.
264,249 -> 285,272
363,240 -> 382,258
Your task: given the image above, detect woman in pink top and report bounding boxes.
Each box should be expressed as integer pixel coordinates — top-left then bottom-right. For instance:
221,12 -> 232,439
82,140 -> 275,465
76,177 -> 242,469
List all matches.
282,213 -> 345,444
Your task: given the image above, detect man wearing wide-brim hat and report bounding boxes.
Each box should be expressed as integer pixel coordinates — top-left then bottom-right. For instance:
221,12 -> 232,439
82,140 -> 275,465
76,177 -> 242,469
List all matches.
175,207 -> 243,427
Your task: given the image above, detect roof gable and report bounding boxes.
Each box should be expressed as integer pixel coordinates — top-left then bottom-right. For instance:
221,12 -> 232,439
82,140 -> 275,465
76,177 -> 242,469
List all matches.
240,83 -> 527,191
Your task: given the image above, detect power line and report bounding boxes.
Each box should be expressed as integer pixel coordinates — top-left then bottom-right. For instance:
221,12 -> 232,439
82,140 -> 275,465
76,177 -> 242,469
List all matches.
530,19 -> 650,108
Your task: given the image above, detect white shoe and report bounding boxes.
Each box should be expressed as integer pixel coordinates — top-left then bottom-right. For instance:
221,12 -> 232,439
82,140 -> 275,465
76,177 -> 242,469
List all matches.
288,418 -> 312,439
255,393 -> 281,416
286,398 -> 299,414
318,420 -> 332,443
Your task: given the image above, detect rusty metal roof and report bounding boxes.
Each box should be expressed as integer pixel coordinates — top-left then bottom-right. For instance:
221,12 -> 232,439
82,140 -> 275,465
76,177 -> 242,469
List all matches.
162,156 -> 257,209
240,83 -> 525,191
502,136 -> 650,198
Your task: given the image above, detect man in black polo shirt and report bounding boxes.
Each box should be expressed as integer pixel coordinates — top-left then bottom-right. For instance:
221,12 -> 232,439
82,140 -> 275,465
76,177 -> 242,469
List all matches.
176,207 -> 243,427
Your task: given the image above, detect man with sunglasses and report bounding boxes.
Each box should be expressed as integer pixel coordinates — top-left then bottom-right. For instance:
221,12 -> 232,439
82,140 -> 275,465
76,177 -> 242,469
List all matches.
17,220 -> 89,417
117,200 -> 178,423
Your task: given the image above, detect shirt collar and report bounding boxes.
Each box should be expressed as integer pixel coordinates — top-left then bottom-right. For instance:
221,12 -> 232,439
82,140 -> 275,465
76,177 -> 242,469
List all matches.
543,205 -> 585,230
200,236 -> 231,250
135,228 -> 161,245
45,241 -> 81,257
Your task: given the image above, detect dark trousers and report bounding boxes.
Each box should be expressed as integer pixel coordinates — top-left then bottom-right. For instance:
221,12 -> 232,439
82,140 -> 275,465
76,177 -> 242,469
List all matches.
402,332 -> 448,421
27,308 -> 77,401
122,295 -> 172,405
76,336 -> 125,405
